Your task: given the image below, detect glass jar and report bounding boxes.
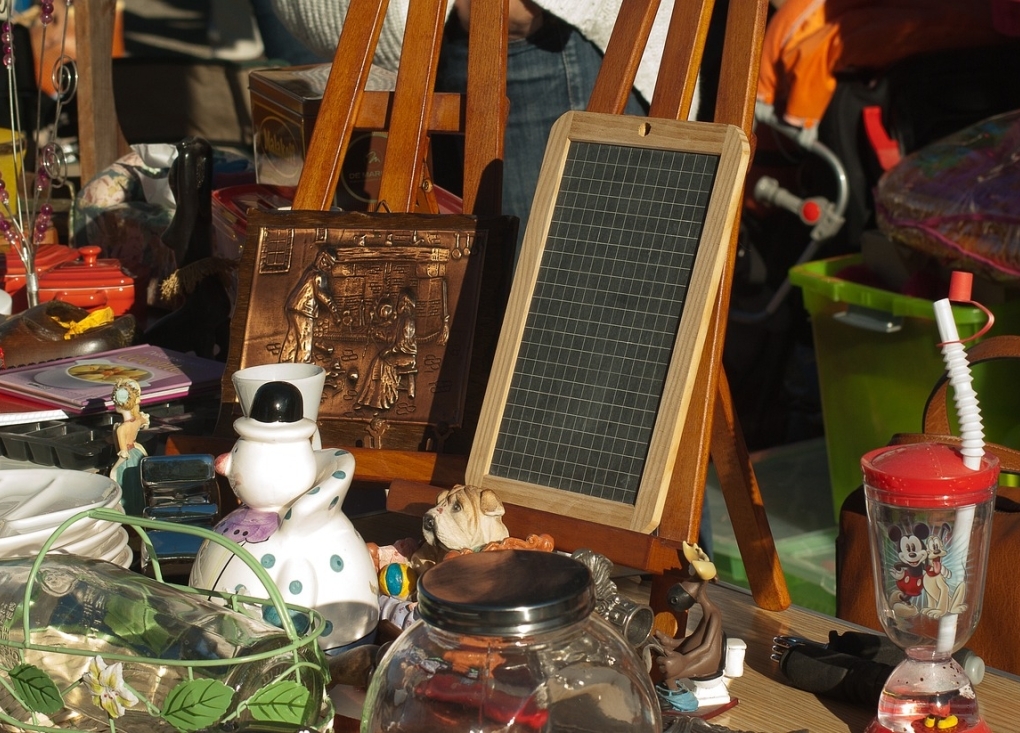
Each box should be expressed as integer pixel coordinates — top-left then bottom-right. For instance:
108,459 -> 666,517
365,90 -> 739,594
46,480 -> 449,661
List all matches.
361,549 -> 661,733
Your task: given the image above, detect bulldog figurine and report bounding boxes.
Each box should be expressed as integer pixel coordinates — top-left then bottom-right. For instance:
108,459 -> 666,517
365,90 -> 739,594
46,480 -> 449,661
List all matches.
411,484 -> 510,571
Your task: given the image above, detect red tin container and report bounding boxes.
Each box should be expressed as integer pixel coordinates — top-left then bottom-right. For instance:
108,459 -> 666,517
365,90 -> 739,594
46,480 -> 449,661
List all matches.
0,244 -> 81,312
37,246 -> 138,317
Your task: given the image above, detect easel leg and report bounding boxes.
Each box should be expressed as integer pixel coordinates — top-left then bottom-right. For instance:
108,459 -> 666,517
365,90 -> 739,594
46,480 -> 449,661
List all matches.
649,566 -> 689,641
711,370 -> 790,611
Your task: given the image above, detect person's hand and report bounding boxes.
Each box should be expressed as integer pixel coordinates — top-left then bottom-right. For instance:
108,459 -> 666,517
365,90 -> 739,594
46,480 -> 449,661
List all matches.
454,0 -> 545,41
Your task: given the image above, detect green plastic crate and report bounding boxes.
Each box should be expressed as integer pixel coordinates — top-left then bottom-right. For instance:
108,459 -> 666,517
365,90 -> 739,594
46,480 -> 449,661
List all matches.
714,528 -> 837,616
789,255 -> 1020,521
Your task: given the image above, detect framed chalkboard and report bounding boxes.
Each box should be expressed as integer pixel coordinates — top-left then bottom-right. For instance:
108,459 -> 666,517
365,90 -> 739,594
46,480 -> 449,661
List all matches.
467,112 -> 750,532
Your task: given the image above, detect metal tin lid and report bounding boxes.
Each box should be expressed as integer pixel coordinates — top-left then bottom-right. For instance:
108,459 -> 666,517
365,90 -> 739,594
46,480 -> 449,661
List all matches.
861,443 -> 999,508
0,243 -> 78,278
416,550 -> 594,637
39,246 -> 133,287
248,64 -> 330,113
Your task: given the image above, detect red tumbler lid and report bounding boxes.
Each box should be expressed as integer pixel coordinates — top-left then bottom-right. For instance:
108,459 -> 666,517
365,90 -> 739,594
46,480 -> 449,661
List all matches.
861,443 -> 999,507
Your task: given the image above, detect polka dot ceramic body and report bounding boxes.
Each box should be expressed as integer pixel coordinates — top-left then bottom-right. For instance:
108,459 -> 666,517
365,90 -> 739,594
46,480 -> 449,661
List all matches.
190,402 -> 379,653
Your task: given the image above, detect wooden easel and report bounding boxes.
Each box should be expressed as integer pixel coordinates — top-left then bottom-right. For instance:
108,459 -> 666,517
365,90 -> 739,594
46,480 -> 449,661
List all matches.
385,0 -> 790,614
595,0 -> 788,611
290,0 -> 508,219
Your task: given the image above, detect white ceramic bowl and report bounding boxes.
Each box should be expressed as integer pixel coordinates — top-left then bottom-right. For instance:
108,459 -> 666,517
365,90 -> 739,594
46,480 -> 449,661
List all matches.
107,544 -> 133,568
59,523 -> 128,558
0,502 -> 126,558
0,469 -> 121,537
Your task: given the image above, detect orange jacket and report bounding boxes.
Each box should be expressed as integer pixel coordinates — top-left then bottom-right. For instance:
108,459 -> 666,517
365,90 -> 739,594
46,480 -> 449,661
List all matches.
758,0 -> 1008,130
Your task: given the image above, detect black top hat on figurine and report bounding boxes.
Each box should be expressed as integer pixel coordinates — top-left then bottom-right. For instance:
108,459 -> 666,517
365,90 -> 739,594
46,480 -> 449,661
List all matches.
249,381 -> 304,424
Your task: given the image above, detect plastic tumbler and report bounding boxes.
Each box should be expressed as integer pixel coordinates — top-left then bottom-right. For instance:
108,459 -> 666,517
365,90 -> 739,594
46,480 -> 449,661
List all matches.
862,442 -> 998,733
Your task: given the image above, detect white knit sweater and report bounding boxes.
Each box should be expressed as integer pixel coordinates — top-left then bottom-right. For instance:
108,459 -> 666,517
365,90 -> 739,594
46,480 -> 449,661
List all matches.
270,0 -> 691,113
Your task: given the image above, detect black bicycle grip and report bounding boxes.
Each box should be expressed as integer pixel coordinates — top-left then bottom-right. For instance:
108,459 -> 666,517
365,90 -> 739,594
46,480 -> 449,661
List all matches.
778,642 -> 891,709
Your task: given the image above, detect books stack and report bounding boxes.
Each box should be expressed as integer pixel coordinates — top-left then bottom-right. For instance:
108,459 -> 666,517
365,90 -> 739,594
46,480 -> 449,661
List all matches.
0,345 -> 224,425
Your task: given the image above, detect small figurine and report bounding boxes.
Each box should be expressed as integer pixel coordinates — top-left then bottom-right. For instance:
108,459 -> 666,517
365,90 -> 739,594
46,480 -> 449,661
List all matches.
410,484 -> 510,571
110,378 -> 150,515
280,245 -> 339,364
189,380 -> 380,653
144,136 -> 233,359
355,287 -> 419,411
651,542 -> 746,713
370,486 -> 557,632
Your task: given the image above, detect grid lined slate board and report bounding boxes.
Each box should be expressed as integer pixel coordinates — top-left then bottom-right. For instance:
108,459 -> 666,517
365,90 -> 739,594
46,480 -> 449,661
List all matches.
488,140 -> 719,505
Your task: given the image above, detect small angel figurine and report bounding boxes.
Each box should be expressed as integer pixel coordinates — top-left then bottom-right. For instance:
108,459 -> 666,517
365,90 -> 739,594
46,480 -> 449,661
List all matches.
110,378 -> 150,515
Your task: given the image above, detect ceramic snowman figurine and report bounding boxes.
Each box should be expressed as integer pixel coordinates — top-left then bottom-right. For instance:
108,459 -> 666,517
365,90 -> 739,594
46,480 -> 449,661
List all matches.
190,380 -> 379,652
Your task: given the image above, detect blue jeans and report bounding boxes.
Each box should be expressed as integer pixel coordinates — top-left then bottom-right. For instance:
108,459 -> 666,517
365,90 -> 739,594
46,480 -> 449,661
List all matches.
251,0 -> 328,65
433,13 -> 647,263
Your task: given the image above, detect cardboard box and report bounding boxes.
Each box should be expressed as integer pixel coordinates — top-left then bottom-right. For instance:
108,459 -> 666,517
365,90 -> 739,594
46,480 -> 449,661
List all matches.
249,64 -> 396,210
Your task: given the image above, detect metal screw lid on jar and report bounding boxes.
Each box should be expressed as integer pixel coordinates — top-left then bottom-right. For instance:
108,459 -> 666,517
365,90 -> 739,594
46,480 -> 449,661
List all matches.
416,549 -> 595,637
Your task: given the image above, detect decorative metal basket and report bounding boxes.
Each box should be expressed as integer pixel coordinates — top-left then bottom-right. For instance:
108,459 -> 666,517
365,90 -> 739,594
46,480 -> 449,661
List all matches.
0,508 -> 335,733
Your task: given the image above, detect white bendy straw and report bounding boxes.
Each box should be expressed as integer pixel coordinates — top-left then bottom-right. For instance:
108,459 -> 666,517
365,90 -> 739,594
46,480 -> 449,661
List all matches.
933,271 -> 985,471
932,271 -> 987,656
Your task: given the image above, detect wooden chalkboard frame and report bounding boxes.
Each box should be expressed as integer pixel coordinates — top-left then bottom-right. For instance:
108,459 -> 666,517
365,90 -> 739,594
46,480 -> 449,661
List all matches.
467,112 -> 750,533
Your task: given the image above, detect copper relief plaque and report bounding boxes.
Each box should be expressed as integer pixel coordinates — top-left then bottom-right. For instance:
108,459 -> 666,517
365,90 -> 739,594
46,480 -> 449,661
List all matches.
228,210 -> 496,451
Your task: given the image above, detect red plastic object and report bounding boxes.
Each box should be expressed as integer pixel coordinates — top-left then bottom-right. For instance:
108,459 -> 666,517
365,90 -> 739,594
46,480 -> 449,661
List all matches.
948,270 -> 974,302
0,244 -> 80,311
863,106 -> 903,171
861,443 -> 999,508
801,199 -> 821,224
37,246 -> 137,316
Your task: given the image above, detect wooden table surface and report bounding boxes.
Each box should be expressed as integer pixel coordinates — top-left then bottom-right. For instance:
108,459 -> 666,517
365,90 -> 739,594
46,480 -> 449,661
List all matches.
654,582 -> 1019,732
338,579 -> 1020,732
165,436 -> 1019,732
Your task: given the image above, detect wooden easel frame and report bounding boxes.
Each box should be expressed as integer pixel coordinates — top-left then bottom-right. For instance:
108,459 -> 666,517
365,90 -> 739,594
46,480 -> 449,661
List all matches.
389,0 -> 790,613
592,0 -> 789,610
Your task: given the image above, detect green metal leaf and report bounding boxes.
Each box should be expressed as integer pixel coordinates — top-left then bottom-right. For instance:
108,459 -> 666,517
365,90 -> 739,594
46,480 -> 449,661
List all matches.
247,681 -> 312,724
105,593 -> 172,655
161,678 -> 234,732
9,663 -> 63,715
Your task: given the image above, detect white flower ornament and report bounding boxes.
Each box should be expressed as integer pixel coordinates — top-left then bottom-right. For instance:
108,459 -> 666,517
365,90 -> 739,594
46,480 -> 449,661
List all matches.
83,656 -> 138,719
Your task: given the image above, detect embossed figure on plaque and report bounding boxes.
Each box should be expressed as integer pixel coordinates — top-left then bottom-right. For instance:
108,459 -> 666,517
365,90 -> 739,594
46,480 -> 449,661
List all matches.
356,288 -> 418,410
280,246 -> 338,363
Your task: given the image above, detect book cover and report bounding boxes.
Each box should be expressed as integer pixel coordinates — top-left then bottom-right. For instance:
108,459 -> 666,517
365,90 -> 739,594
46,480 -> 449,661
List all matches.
0,393 -> 70,426
0,345 -> 225,413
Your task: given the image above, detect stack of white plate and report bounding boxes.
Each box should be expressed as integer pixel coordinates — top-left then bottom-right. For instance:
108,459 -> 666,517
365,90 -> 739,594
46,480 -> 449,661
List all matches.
0,469 -> 133,568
